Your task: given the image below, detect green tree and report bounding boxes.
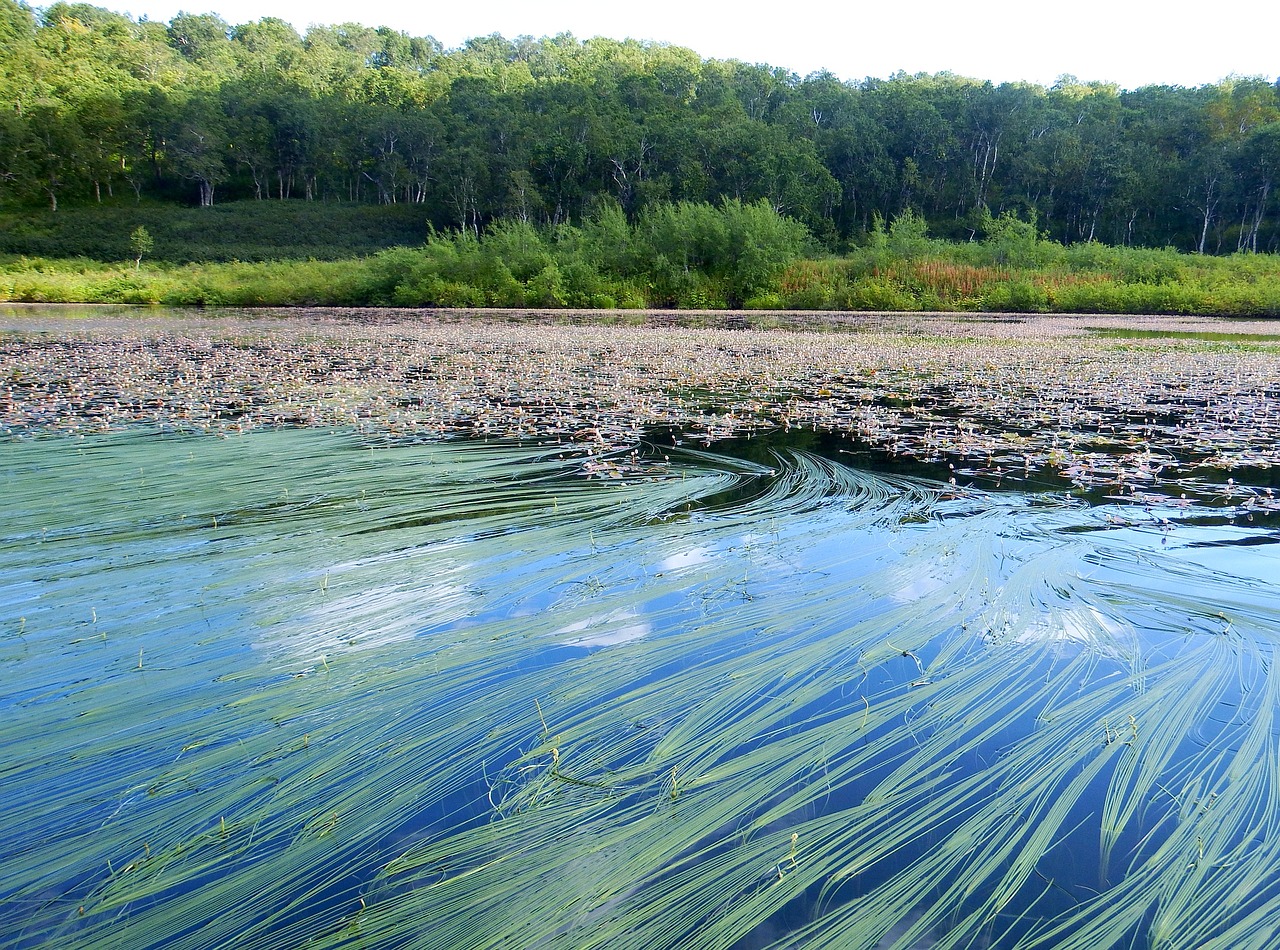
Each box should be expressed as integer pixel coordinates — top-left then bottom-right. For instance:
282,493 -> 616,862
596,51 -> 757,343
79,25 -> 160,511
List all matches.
129,224 -> 152,268
1236,122 -> 1280,251
166,12 -> 233,68
169,97 -> 228,206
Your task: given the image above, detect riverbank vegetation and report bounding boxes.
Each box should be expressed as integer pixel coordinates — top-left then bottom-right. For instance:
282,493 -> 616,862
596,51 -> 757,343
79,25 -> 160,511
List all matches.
5,201 -> 1280,314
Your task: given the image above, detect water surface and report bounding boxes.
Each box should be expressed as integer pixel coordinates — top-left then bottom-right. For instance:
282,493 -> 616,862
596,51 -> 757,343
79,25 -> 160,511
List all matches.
1,429 -> 1278,949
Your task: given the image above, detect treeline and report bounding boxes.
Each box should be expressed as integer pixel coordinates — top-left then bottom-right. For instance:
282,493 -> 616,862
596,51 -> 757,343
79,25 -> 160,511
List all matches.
6,201 -> 1280,315
1,0 -> 1279,254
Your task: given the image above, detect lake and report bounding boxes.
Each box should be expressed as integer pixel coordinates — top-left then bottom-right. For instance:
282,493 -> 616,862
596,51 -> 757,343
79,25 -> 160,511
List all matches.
2,308 -> 1279,948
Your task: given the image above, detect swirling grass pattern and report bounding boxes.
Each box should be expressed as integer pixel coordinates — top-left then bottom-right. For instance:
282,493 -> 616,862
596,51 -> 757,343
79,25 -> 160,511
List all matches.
1,429 -> 1278,949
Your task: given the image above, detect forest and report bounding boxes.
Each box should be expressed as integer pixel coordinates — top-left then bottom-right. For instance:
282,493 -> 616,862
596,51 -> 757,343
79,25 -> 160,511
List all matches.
2,0 -> 1279,257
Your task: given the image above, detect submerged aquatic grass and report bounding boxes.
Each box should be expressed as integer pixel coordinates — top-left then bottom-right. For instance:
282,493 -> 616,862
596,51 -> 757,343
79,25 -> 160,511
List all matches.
2,427 -> 1278,948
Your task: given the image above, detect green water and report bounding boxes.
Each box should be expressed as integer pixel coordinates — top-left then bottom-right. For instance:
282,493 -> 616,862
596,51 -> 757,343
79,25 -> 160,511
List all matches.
2,428 -> 1279,949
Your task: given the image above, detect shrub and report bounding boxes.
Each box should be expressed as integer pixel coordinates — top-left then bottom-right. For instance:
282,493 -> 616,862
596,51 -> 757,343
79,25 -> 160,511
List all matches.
982,279 -> 1049,312
744,292 -> 785,310
526,263 -> 568,307
844,277 -> 916,311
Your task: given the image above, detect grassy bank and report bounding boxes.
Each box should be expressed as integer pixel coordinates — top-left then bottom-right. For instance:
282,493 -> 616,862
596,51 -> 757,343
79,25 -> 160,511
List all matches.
769,244 -> 1280,316
3,203 -> 1280,315
0,202 -> 430,263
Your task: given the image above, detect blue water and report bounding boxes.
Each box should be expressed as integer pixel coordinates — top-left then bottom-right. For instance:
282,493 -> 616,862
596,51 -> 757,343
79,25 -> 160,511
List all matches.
2,429 -> 1279,949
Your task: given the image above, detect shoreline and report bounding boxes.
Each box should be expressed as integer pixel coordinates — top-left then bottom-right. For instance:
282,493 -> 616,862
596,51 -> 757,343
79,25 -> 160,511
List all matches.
5,301 -> 1280,335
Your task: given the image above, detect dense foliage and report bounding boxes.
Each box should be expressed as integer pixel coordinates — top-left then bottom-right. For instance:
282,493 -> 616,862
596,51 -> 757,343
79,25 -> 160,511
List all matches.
2,0 -> 1279,254
5,201 -> 1280,314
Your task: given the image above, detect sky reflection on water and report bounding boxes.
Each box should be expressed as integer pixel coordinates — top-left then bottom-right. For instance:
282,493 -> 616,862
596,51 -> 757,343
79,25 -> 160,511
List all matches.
2,429 -> 1279,949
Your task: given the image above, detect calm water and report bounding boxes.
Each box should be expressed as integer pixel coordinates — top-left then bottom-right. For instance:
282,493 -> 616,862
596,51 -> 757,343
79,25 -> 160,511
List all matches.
2,428 -> 1278,949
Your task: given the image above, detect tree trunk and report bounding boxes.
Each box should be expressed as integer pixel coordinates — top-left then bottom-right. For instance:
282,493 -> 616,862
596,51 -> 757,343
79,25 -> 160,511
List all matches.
1196,176 -> 1218,255
1246,181 -> 1270,252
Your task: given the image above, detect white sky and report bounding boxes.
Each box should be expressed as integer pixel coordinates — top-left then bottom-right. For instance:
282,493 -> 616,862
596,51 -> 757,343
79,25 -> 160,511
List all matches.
110,0 -> 1278,91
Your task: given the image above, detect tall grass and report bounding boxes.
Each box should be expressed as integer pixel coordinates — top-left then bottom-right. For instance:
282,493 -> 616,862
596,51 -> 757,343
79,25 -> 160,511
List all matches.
4,203 -> 1280,314
769,244 -> 1280,316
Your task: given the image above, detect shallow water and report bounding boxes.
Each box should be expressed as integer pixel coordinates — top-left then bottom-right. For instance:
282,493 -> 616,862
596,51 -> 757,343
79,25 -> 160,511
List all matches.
1,429 -> 1278,949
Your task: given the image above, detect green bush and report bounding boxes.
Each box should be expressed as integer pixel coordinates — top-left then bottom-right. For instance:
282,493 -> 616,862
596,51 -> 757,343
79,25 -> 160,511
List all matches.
480,220 -> 553,282
614,286 -> 648,309
5,204 -> 1280,315
982,279 -> 1049,312
843,277 -> 916,311
978,209 -> 1062,268
887,209 -> 931,258
526,263 -> 568,307
635,198 -> 813,306
744,292 -> 785,310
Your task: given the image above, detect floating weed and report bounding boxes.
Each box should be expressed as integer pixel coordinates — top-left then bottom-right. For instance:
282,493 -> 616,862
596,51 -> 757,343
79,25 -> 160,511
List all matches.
4,309 -> 1280,501
1,429 -> 1278,949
